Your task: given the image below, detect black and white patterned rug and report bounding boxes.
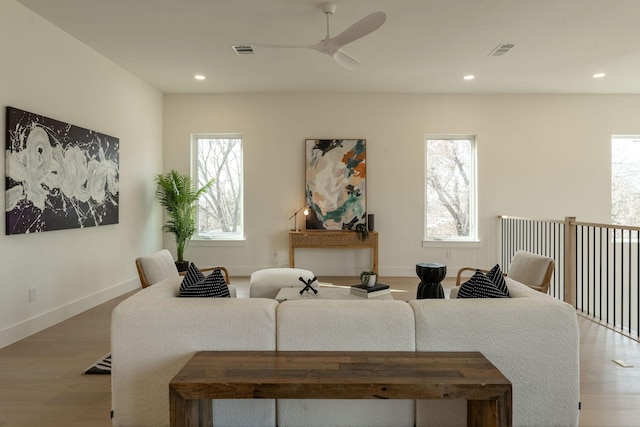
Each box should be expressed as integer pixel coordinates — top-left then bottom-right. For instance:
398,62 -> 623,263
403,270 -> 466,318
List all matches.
84,353 -> 111,375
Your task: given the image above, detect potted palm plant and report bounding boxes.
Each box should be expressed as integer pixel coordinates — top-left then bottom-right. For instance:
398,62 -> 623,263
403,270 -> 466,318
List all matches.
155,170 -> 213,271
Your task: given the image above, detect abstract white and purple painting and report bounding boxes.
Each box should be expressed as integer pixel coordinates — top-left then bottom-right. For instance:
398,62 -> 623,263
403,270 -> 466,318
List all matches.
5,107 -> 119,234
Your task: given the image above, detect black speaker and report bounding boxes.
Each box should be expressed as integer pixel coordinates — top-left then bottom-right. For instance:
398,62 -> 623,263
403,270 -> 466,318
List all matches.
367,214 -> 375,232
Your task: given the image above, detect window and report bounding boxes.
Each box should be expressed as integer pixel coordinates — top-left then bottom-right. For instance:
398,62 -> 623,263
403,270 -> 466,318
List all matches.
191,134 -> 243,240
612,135 -> 640,226
424,135 -> 477,241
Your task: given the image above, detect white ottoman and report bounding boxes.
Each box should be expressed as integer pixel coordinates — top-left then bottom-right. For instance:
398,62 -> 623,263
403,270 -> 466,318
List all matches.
249,268 -> 316,298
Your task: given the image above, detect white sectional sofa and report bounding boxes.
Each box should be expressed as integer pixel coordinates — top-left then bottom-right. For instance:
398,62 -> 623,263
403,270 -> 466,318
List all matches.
111,276 -> 579,427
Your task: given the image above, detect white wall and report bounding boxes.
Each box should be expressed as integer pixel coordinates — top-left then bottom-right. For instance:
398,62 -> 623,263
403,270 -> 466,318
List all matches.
164,93 -> 640,277
0,0 -> 164,348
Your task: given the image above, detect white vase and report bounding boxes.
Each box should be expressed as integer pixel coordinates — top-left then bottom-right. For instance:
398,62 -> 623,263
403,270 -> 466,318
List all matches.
365,274 -> 377,288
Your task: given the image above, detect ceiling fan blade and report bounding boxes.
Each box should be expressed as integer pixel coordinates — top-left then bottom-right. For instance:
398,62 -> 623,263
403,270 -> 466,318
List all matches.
252,5 -> 384,69
252,42 -> 312,49
330,11 -> 386,48
333,49 -> 361,70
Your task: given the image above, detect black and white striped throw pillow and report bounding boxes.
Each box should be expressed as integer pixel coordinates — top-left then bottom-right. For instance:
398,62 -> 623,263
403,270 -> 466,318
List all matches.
179,264 -> 230,298
457,270 -> 510,299
182,262 -> 205,286
486,264 -> 510,297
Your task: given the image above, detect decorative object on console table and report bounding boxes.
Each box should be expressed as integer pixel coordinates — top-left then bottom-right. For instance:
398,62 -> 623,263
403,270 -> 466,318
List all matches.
289,230 -> 379,274
416,262 -> 446,299
5,107 -> 120,234
367,213 -> 375,232
305,139 -> 366,231
155,170 -> 214,272
355,223 -> 369,241
350,283 -> 390,298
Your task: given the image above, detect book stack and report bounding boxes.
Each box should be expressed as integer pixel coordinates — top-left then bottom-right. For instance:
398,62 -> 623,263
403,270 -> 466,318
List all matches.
350,283 -> 390,298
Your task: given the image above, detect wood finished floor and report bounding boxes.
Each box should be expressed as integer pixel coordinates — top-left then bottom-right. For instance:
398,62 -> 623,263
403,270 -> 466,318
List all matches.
0,276 -> 638,426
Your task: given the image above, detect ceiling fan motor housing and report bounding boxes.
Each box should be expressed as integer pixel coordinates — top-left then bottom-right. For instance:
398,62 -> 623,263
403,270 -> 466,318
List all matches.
321,2 -> 337,15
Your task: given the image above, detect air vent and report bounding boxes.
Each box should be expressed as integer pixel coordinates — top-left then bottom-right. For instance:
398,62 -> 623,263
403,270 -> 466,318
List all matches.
231,45 -> 255,55
488,43 -> 515,56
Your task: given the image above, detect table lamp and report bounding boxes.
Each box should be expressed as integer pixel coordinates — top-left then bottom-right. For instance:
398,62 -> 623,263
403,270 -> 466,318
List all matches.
289,206 -> 309,231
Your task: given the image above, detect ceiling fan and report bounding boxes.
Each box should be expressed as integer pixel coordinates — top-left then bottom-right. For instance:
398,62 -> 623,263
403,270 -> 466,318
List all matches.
254,2 -> 386,70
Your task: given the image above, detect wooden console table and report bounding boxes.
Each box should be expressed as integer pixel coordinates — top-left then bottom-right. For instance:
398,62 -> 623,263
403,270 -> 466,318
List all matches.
169,351 -> 512,427
289,230 -> 378,273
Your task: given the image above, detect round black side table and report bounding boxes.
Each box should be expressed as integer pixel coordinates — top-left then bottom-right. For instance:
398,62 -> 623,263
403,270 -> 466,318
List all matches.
416,262 -> 446,299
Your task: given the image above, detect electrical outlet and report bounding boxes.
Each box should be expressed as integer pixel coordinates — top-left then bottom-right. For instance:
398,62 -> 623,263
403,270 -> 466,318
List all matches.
446,250 -> 452,259
29,287 -> 36,302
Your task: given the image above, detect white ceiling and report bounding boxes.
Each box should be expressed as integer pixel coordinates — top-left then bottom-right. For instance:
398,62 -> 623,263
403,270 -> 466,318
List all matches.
16,0 -> 640,94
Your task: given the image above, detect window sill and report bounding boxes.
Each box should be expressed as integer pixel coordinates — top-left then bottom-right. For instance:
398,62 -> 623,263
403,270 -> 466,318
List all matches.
190,238 -> 246,247
422,240 -> 481,248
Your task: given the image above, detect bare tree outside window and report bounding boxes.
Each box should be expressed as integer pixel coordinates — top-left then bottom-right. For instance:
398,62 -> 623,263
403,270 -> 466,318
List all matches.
193,135 -> 243,239
612,136 -> 640,226
425,136 -> 476,240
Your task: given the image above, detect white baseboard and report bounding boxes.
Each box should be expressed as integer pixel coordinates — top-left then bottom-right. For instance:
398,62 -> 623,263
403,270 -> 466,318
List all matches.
0,278 -> 139,349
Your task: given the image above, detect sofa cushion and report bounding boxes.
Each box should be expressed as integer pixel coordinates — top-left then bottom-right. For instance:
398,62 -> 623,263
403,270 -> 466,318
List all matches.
457,270 -> 509,298
179,264 -> 230,298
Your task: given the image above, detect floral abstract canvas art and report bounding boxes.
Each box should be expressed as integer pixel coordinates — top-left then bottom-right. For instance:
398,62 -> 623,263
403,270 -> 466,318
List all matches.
5,107 -> 119,234
305,139 -> 366,230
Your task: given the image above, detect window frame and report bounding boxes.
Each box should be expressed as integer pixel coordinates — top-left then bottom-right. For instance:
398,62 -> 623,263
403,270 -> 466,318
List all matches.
611,135 -> 640,228
190,133 -> 245,243
423,134 -> 478,243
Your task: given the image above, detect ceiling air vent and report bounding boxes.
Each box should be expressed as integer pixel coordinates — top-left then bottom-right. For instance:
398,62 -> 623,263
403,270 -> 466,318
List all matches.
488,43 -> 515,56
231,45 -> 255,55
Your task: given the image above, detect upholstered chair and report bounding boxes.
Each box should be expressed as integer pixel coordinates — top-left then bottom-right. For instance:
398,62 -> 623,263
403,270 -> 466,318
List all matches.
135,249 -> 179,288
507,250 -> 555,293
455,250 -> 555,294
135,249 -> 231,289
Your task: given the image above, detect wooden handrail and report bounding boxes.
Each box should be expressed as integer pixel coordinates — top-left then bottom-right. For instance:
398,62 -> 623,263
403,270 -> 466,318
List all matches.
499,215 -> 565,224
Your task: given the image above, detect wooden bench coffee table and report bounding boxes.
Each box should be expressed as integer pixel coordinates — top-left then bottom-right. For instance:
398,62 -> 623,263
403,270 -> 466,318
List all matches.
169,351 -> 512,427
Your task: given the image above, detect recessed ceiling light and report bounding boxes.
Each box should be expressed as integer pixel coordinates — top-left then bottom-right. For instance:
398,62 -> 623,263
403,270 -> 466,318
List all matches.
593,73 -> 606,79
463,75 -> 475,80
194,74 -> 206,81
